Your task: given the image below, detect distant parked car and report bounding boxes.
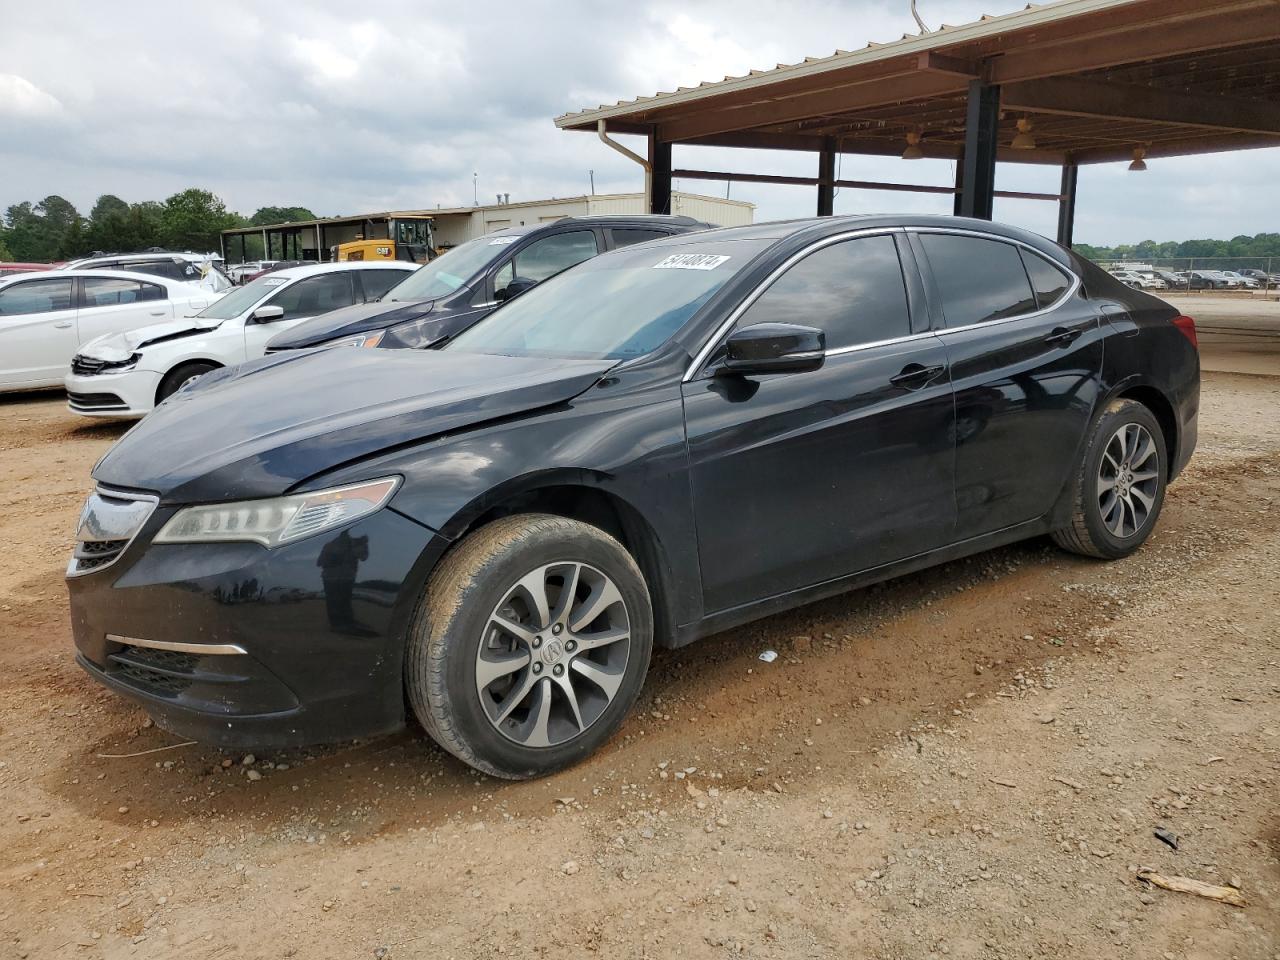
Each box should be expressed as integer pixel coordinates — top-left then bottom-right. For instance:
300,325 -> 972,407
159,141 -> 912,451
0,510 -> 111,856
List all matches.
65,261 -> 414,417
1218,270 -> 1259,289
242,260 -> 308,284
0,270 -> 223,392
62,253 -> 232,294
227,261 -> 279,284
1184,270 -> 1230,290
1153,270 -> 1187,288
1238,269 -> 1277,285
264,215 -> 715,353
1109,269 -> 1162,290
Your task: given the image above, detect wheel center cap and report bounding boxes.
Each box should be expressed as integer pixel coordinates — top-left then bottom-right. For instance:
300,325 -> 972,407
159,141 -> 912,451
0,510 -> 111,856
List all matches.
540,638 -> 565,666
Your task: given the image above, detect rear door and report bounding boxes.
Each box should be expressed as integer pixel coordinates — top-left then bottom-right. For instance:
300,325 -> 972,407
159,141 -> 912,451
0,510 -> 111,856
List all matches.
913,230 -> 1102,539
681,231 -> 956,613
77,277 -> 173,345
0,276 -> 79,387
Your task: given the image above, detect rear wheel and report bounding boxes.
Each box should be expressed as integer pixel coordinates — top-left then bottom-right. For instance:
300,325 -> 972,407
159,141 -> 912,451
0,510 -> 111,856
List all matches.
1052,398 -> 1167,559
406,514 -> 653,779
157,361 -> 218,403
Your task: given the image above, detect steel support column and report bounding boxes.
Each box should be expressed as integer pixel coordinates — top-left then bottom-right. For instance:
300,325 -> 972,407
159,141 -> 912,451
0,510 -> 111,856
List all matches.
817,137 -> 836,216
648,129 -> 672,215
955,80 -> 1000,220
1056,161 -> 1078,248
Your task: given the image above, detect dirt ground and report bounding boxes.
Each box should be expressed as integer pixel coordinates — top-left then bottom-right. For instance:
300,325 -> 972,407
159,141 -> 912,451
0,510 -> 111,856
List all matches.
1,361 -> 1278,959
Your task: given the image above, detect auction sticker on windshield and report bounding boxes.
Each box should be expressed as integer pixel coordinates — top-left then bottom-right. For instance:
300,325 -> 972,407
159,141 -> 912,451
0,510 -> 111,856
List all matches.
653,254 -> 730,270
488,237 -> 517,246
262,277 -> 289,286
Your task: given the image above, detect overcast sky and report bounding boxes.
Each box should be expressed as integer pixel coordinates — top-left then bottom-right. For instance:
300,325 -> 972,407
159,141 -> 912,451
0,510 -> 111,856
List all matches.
1,0 -> 1275,246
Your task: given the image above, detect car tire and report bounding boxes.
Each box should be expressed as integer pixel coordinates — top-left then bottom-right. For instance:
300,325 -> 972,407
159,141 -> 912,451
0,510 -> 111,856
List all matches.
1051,398 -> 1168,560
157,361 -> 219,403
405,513 -> 653,779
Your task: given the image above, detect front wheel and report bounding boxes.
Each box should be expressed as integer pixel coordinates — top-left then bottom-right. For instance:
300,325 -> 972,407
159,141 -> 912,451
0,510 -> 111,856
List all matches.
406,514 -> 653,779
157,361 -> 218,403
1052,398 -> 1167,559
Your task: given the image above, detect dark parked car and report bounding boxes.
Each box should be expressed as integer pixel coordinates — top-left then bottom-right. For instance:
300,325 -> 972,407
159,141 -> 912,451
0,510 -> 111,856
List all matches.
67,214 -> 1199,779
263,215 -> 713,352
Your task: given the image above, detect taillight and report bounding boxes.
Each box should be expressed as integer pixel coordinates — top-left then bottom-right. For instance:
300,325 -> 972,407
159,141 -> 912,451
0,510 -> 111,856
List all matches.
1171,315 -> 1198,350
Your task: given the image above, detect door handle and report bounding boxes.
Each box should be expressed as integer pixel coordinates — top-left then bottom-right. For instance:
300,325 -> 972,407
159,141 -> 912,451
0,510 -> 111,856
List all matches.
54,320 -> 73,329
149,311 -> 166,317
1044,326 -> 1082,346
889,363 -> 945,389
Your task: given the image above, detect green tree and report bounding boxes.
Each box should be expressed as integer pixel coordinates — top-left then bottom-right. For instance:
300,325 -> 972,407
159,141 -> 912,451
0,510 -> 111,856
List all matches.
3,196 -> 83,261
0,233 -> 13,262
85,194 -> 135,253
250,206 -> 316,226
160,188 -> 240,252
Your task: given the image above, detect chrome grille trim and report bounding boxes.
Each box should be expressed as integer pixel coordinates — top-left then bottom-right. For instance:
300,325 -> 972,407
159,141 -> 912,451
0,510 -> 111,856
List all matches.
106,633 -> 247,656
66,487 -> 158,578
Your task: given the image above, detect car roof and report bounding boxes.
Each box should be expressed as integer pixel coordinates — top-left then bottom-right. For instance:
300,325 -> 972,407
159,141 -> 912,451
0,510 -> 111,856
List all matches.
263,261 -> 416,282
0,268 -> 197,288
484,214 -> 713,241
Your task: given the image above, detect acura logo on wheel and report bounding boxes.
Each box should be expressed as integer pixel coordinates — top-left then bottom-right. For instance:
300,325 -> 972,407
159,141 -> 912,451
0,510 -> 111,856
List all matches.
541,638 -> 565,665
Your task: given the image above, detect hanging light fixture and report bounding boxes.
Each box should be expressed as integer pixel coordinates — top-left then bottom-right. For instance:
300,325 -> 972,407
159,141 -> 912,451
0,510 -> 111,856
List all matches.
901,131 -> 924,160
1011,117 -> 1037,150
1128,146 -> 1148,171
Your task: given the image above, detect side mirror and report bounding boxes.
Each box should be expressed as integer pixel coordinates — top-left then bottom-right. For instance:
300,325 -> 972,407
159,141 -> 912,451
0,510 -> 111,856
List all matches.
721,323 -> 825,375
251,305 -> 286,323
495,276 -> 538,303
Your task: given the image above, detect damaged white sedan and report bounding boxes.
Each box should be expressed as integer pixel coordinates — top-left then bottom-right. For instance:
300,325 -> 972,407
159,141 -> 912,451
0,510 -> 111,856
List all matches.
65,261 -> 414,418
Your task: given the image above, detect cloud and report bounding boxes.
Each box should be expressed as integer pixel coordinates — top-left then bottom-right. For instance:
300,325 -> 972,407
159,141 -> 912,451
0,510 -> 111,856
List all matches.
0,0 -> 1275,247
0,74 -> 63,118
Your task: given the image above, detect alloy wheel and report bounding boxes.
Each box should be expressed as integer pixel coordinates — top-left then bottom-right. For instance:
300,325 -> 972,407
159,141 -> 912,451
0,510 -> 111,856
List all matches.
475,561 -> 631,748
1096,422 -> 1160,538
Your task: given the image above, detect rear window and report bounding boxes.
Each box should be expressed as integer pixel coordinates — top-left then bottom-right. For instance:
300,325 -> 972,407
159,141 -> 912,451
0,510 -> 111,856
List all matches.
920,234 -> 1037,327
1020,250 -> 1072,309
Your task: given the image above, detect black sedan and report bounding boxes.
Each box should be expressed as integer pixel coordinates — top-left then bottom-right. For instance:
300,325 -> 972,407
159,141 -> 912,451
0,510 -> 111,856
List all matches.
263,214 -> 712,352
67,214 -> 1199,779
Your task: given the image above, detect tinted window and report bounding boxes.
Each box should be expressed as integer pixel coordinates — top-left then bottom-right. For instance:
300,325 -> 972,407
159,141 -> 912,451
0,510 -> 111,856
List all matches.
611,228 -> 670,248
495,230 -> 599,296
265,272 -> 354,320
1020,250 -> 1072,309
117,260 -> 196,283
360,268 -> 413,301
0,278 -> 74,316
921,234 -> 1037,327
82,277 -> 166,306
736,234 -> 910,349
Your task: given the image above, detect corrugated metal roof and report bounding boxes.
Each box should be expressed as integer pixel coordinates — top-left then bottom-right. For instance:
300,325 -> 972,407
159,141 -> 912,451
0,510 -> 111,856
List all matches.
554,0 -> 1142,127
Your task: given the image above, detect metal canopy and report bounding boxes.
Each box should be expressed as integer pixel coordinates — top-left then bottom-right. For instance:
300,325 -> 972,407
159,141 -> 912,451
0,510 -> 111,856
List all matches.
555,0 -> 1280,239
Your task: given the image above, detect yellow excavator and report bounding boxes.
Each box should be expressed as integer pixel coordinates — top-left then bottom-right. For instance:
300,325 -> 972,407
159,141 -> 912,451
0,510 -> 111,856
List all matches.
333,217 -> 437,264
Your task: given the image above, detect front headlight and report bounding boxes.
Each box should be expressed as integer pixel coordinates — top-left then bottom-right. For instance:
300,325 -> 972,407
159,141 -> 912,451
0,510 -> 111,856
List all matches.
323,330 -> 385,349
154,477 -> 399,547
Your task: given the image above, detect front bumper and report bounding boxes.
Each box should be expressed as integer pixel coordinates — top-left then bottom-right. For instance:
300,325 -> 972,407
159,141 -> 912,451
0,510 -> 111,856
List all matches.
65,369 -> 161,418
68,505 -> 448,748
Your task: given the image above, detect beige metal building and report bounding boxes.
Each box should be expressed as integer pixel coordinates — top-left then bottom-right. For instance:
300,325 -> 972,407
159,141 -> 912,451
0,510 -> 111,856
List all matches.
220,191 -> 754,263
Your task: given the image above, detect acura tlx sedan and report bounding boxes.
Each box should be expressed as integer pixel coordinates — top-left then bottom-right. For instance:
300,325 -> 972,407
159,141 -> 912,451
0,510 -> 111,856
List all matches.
66,215 -> 1200,779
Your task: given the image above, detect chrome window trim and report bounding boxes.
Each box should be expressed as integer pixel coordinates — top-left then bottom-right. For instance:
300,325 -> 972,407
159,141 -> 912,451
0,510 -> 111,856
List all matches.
65,486 -> 158,579
683,227 -> 907,382
107,633 -> 247,656
907,227 -> 1082,333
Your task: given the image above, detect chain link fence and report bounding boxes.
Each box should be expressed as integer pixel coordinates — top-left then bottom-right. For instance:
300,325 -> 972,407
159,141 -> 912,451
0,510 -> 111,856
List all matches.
1093,256 -> 1280,295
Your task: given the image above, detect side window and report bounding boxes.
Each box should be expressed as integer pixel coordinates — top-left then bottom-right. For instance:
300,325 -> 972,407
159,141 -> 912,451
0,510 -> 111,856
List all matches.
265,273 -> 354,320
495,230 -> 599,297
611,228 -> 670,248
360,269 -> 412,302
919,234 -> 1037,327
0,278 -> 74,316
735,234 -> 910,350
82,278 -> 166,306
1020,249 -> 1072,309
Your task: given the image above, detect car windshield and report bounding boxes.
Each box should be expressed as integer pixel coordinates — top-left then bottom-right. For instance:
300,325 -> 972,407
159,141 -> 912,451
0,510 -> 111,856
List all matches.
384,234 -> 515,303
194,272 -> 294,321
446,238 -> 770,361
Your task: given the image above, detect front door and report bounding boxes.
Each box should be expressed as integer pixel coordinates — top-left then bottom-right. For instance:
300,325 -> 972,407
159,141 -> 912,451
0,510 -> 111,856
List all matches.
0,276 -> 78,387
681,232 -> 956,614
243,271 -> 357,359
913,231 -> 1103,539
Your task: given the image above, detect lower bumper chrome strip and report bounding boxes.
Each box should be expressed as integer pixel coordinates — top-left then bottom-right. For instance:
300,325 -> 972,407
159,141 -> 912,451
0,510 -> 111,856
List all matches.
106,634 -> 247,656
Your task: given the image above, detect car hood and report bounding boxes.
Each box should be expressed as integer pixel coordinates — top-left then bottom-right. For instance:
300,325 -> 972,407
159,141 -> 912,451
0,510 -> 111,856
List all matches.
80,317 -> 223,361
92,348 -> 614,504
265,299 -> 436,350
